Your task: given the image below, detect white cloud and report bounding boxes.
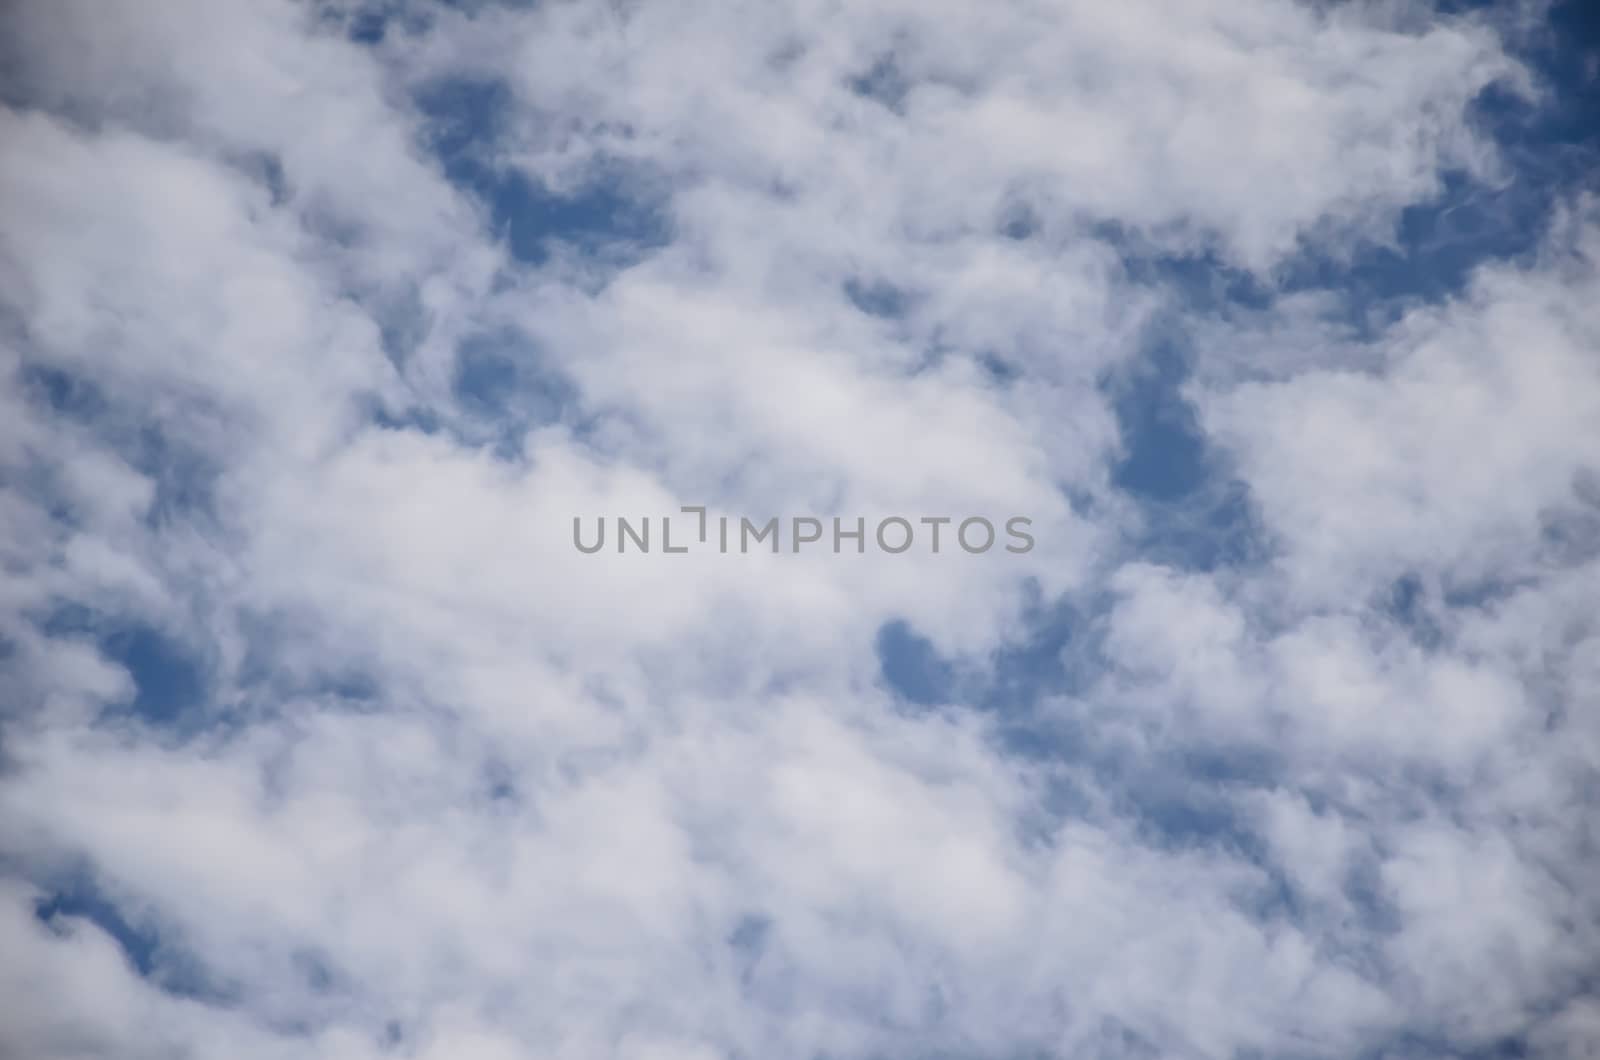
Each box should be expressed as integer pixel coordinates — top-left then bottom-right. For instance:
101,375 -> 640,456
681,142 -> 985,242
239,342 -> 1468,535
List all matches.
1,0 -> 1595,1057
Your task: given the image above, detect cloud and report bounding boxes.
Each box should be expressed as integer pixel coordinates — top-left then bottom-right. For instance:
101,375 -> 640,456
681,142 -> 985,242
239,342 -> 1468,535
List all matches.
1,0 -> 1597,1057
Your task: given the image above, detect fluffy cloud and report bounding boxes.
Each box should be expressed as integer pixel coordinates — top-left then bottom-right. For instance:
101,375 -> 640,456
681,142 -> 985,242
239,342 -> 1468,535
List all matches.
1,0 -> 1596,1058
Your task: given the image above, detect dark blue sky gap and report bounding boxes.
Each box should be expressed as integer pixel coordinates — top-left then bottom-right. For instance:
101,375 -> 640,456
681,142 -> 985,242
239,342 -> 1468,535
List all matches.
32,604 -> 209,726
33,876 -> 228,1004
415,77 -> 671,268
1091,1 -> 1598,332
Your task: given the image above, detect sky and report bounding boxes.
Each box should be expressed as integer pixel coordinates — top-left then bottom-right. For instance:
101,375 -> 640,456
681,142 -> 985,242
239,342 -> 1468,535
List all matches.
0,1 -> 1598,1057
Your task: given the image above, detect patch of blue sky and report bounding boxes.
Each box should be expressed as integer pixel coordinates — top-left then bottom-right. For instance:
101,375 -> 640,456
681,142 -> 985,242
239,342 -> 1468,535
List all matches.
19,361 -> 221,530
342,0 -> 539,44
874,619 -> 954,709
438,328 -> 577,461
1078,4 -> 1597,333
843,276 -> 915,320
33,876 -> 228,1004
33,883 -> 160,980
96,625 -> 209,724
874,599 -> 1303,869
401,75 -> 669,455
1105,332 -> 1268,576
33,605 -> 210,728
1384,573 -> 1446,652
415,76 -> 671,268
1358,1031 -> 1534,1060
848,53 -> 912,113
452,330 -> 573,422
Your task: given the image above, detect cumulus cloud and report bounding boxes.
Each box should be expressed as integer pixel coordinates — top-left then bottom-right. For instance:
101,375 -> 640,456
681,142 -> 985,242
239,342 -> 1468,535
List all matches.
1,0 -> 1596,1057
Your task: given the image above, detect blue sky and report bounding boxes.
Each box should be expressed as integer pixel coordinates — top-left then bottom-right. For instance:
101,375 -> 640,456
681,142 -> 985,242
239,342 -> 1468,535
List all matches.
1,1 -> 1599,1058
